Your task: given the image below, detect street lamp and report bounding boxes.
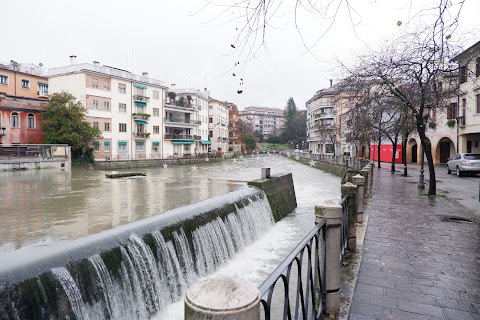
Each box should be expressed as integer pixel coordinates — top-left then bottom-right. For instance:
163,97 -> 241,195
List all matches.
418,105 -> 431,190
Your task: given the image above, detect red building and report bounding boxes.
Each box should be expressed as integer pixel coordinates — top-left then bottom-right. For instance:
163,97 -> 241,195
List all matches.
0,61 -> 47,145
369,144 -> 403,163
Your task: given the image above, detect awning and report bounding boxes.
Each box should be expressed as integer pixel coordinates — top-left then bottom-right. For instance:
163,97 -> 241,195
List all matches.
172,140 -> 194,145
134,101 -> 147,107
135,120 -> 148,125
136,141 -> 145,145
93,141 -> 100,146
201,140 -> 211,145
118,141 -> 127,145
104,141 -> 110,145
37,81 -> 48,85
152,141 -> 160,146
133,84 -> 147,89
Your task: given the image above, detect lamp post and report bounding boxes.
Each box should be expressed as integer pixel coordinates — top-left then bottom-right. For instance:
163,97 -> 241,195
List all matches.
418,105 -> 431,190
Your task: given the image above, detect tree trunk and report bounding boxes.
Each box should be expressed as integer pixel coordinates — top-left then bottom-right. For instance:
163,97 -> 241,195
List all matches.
417,116 -> 436,196
402,133 -> 408,177
377,135 -> 381,168
391,136 -> 398,173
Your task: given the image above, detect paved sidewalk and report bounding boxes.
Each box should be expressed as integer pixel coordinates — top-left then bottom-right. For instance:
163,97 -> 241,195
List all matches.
349,167 -> 480,320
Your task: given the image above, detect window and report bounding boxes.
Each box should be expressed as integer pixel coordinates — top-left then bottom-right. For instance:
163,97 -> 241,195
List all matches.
11,112 -> 19,127
119,123 -> 127,132
153,108 -> 159,116
93,121 -> 99,129
118,142 -> 128,151
136,142 -> 145,151
0,75 -> 8,85
38,83 -> 48,96
153,90 -> 159,99
93,141 -> 100,151
92,78 -> 99,88
209,130 -> 213,138
477,94 -> 480,114
92,99 -> 99,110
27,114 -> 35,128
447,103 -> 457,120
118,103 -> 127,113
104,122 -> 110,132
459,66 -> 467,84
104,101 -> 110,111
209,117 -> 213,123
118,83 -> 126,94
21,79 -> 30,88
103,80 -> 110,90
104,142 -> 111,152
153,125 -> 160,134
476,57 -> 480,78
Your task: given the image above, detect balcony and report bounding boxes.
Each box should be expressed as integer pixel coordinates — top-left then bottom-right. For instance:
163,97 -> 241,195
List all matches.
37,91 -> 49,98
164,117 -> 201,125
133,95 -> 150,102
133,113 -> 150,121
314,113 -> 334,120
133,132 -> 151,139
164,134 -> 194,140
194,135 -> 201,141
164,100 -> 198,112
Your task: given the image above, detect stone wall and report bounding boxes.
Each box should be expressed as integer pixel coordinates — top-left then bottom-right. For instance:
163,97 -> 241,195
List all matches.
248,173 -> 297,222
93,157 -> 223,170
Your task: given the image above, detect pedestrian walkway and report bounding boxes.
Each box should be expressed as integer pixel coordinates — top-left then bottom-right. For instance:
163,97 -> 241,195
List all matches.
349,167 -> 480,320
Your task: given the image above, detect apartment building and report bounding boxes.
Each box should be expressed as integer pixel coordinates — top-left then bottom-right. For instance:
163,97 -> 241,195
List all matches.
239,106 -> 285,139
0,60 -> 47,145
452,40 -> 480,154
48,56 -> 166,160
227,102 -> 242,153
208,98 -> 230,154
163,87 -> 210,157
306,87 -> 337,154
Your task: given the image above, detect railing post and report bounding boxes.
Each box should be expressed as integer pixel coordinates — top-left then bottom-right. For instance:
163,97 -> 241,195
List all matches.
185,276 -> 260,320
315,203 -> 342,316
360,168 -> 370,203
352,174 -> 365,224
341,182 -> 357,253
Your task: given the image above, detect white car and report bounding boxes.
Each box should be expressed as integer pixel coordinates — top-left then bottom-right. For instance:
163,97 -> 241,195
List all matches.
446,153 -> 480,177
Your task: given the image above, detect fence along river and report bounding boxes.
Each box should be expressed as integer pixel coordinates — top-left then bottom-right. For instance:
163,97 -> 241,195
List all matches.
0,156 -> 341,319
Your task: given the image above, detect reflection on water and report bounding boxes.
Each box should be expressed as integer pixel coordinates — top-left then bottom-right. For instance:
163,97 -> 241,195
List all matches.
0,155 -> 341,251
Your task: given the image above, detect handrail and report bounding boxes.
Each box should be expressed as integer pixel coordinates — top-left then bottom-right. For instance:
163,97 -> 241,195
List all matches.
259,220 -> 327,319
339,195 -> 349,258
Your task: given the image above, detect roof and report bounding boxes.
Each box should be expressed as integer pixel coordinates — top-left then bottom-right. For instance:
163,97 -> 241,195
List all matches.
451,40 -> 480,62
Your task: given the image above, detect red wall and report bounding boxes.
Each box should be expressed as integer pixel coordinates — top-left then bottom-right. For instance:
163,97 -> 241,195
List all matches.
369,144 -> 402,163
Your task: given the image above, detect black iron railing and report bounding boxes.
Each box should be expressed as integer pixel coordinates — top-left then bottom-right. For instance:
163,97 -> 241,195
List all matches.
339,195 -> 349,259
258,220 -> 327,320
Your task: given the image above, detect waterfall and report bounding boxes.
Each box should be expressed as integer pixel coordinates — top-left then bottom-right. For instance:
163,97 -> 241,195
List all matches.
3,192 -> 276,320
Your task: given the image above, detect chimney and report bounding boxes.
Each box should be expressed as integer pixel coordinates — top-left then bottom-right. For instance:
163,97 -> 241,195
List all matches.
330,79 -> 333,87
142,72 -> 148,77
69,55 -> 77,65
93,61 -> 100,66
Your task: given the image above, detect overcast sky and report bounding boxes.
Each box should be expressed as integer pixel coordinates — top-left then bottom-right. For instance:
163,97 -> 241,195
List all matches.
2,0 -> 479,110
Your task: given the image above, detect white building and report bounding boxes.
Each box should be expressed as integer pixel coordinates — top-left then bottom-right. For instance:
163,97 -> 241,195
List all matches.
48,56 -> 167,160
208,98 -> 230,154
306,88 -> 337,154
240,106 -> 285,139
163,87 -> 210,157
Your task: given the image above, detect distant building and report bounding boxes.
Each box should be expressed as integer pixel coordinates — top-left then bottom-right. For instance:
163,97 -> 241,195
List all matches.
48,56 -> 167,160
208,98 -> 230,154
0,60 -> 48,144
226,102 -> 242,153
165,87 -> 210,157
306,87 -> 337,154
239,106 -> 285,139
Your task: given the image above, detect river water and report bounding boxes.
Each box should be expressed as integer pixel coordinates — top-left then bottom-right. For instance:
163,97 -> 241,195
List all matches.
0,155 -> 341,319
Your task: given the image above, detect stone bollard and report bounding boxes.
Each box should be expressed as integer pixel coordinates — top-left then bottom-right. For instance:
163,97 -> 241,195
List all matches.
261,168 -> 271,179
315,203 -> 342,316
352,174 -> 365,224
341,182 -> 357,253
360,168 -> 370,203
346,168 -> 359,183
185,276 -> 260,320
368,162 -> 374,191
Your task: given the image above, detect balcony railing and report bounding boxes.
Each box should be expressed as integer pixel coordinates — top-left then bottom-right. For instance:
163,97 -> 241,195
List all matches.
133,95 -> 150,102
132,114 -> 150,121
133,132 -> 150,139
164,117 -> 201,125
164,134 -> 194,140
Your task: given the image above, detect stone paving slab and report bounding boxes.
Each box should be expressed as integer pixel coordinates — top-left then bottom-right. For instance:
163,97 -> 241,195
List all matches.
348,168 -> 480,320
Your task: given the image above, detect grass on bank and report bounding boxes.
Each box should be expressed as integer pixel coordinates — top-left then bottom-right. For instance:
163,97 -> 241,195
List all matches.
259,143 -> 289,150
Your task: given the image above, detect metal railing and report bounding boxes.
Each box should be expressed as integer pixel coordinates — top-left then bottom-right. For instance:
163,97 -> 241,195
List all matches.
339,195 -> 349,259
259,220 -> 327,320
164,117 -> 201,125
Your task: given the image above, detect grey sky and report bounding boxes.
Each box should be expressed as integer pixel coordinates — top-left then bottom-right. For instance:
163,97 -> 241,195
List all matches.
3,0 -> 479,110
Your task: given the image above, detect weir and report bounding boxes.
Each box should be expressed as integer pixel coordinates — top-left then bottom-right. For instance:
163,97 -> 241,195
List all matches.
0,185 -> 285,320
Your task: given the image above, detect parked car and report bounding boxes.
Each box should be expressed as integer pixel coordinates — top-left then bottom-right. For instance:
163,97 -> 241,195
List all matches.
446,153 -> 480,176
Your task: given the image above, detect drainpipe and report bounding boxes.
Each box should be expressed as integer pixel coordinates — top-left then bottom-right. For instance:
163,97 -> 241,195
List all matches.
456,92 -> 460,153
131,81 -> 134,159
